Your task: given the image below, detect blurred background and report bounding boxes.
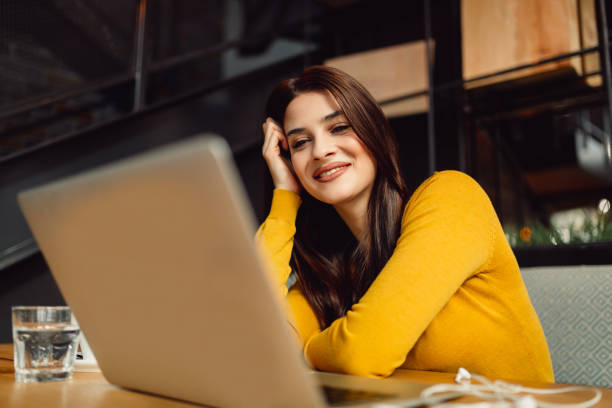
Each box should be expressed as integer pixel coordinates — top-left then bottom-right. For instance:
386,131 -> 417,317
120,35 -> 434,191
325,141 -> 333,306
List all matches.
1,0 -> 612,339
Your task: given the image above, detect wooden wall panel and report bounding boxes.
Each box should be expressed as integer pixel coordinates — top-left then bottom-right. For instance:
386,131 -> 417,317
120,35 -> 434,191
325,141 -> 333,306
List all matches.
324,41 -> 431,117
579,0 -> 602,86
461,0 -> 600,87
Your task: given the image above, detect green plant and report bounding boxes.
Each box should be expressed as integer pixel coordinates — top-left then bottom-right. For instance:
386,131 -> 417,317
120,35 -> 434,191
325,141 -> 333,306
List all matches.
505,208 -> 612,247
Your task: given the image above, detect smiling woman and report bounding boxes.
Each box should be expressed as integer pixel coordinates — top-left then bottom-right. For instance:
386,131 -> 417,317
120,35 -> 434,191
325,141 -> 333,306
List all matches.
283,91 -> 378,239
255,66 -> 555,382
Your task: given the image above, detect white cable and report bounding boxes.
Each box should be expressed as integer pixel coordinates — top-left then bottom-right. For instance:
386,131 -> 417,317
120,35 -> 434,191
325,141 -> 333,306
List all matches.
417,368 -> 602,408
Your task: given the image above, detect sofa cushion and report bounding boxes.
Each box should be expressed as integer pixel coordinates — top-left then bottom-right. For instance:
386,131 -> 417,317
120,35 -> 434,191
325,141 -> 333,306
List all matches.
521,265 -> 611,387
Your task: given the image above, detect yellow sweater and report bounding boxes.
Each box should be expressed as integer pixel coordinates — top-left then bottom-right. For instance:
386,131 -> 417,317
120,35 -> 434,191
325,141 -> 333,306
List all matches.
256,170 -> 554,382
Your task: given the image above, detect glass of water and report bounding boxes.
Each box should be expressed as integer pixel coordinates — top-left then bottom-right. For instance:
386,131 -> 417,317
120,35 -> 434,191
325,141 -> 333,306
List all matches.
12,306 -> 80,383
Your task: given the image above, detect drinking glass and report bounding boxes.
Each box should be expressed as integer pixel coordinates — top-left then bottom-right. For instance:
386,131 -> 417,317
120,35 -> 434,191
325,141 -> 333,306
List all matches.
12,306 -> 80,383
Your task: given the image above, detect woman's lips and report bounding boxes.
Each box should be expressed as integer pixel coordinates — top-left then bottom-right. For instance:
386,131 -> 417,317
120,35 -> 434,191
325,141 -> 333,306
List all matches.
313,162 -> 351,182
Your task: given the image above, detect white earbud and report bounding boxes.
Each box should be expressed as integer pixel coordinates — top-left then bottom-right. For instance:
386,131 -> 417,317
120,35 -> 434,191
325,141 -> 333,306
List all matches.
455,367 -> 472,384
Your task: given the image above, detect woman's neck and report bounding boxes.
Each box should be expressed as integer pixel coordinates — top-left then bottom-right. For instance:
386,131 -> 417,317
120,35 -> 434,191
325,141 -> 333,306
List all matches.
334,193 -> 370,242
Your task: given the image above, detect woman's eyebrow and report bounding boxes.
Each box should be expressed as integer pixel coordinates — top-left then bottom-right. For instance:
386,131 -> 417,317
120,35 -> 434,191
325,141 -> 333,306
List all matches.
322,111 -> 343,122
286,111 -> 344,137
286,127 -> 305,138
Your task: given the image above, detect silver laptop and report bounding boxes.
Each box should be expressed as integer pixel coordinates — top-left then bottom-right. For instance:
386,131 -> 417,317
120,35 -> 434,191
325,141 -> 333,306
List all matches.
17,136 -> 455,407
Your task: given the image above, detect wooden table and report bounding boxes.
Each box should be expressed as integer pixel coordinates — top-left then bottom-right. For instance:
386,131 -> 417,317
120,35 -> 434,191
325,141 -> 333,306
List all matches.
1,344 -> 610,407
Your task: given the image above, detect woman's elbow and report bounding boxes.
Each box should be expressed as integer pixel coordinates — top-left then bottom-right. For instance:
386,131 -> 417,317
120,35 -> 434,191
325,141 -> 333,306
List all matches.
310,344 -> 398,378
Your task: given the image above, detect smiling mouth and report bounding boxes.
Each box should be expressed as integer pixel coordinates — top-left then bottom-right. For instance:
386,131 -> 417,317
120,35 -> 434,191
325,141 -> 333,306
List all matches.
314,163 -> 351,181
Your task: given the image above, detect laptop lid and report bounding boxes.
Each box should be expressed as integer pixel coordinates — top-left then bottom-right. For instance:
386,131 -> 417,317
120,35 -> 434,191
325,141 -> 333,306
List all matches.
17,136 -> 326,408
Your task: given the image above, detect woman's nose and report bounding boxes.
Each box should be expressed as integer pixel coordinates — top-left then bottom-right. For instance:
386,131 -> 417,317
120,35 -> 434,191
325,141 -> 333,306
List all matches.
312,134 -> 336,159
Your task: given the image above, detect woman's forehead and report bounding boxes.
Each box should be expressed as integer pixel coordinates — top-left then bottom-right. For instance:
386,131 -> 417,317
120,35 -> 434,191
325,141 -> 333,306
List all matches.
284,91 -> 343,129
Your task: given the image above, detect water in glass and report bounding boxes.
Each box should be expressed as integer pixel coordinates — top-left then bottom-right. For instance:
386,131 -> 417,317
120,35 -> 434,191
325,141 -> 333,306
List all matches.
12,307 -> 80,382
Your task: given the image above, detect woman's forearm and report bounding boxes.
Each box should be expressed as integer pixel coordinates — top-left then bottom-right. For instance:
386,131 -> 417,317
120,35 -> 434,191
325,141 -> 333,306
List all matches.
255,189 -> 302,295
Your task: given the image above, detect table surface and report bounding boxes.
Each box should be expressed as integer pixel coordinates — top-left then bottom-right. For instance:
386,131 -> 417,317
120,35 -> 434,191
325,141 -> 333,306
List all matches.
1,344 -> 610,407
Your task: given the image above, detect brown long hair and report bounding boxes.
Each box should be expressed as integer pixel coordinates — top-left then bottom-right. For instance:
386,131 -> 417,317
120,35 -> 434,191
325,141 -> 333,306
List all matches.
265,66 -> 408,328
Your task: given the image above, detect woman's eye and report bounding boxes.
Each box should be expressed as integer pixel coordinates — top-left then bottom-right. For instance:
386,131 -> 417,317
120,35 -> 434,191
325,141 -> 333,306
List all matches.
331,125 -> 350,134
292,139 -> 307,149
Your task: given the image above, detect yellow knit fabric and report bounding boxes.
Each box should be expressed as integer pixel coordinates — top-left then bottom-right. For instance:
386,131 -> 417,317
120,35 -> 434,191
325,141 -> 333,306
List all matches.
256,170 -> 554,382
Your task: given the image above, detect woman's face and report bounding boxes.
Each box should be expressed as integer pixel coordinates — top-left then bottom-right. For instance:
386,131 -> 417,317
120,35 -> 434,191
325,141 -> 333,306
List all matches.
283,90 -> 377,207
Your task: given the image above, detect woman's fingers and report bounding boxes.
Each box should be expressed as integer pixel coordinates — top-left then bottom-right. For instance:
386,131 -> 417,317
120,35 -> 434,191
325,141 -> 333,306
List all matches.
262,118 -> 288,158
261,117 -> 300,193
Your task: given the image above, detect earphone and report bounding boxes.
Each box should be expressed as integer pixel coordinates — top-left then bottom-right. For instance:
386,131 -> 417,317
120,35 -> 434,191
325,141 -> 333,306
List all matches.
420,368 -> 602,408
372,367 -> 602,408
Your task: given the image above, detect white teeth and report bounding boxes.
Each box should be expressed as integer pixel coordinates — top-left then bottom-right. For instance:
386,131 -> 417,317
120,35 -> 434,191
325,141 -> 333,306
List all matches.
318,165 -> 348,178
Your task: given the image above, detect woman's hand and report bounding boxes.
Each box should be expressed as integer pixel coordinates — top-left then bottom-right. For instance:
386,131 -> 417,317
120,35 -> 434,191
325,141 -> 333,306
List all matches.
262,117 -> 301,194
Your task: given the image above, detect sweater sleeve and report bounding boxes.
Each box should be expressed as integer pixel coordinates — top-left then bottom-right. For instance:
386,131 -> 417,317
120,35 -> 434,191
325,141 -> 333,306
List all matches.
255,189 -> 302,296
303,171 -> 496,377
255,189 -> 321,344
